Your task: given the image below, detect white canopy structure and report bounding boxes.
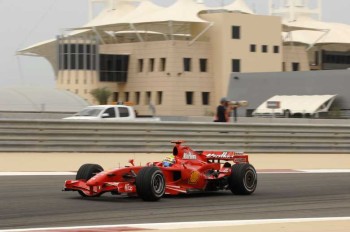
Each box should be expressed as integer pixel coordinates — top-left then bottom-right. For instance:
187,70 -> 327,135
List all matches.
271,0 -> 350,47
223,0 -> 254,14
253,95 -> 337,117
283,17 -> 350,46
85,1 -> 137,28
115,0 -> 165,24
17,0 -> 260,57
131,0 -> 207,24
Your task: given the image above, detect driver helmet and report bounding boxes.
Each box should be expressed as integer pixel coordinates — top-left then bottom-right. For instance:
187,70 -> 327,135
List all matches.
162,155 -> 175,167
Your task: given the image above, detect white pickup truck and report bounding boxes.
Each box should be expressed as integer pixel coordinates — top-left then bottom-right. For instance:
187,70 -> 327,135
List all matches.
63,105 -> 160,121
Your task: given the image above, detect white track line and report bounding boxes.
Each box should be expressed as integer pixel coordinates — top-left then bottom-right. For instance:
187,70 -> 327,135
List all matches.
2,217 -> 350,231
298,169 -> 350,173
0,172 -> 76,176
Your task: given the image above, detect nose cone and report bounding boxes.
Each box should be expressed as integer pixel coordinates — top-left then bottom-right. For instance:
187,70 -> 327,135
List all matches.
86,172 -> 106,186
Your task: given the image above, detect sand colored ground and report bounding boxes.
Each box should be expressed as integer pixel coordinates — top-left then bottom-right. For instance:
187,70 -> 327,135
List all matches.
145,220 -> 350,232
0,152 -> 350,172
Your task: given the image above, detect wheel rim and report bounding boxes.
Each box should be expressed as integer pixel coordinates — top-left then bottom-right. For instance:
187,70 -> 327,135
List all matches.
243,169 -> 256,191
152,172 -> 165,196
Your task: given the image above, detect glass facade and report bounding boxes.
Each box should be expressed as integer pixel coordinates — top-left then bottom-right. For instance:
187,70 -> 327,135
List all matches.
59,43 -> 129,82
99,54 -> 129,82
59,44 -> 97,70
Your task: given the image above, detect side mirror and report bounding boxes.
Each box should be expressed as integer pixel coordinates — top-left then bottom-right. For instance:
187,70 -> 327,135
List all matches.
101,113 -> 110,118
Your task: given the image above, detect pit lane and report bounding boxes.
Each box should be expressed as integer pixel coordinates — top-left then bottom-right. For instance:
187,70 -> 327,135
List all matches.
1,173 -> 350,230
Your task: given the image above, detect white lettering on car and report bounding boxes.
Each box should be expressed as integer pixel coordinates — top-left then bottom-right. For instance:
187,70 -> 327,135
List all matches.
206,152 -> 231,159
124,184 -> 134,192
183,152 -> 197,160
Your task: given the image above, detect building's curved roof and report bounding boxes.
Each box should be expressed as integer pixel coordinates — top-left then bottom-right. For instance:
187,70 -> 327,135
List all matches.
220,0 -> 254,14
119,0 -> 165,24
85,1 -> 137,28
283,17 -> 350,45
132,0 -> 207,24
0,87 -> 89,112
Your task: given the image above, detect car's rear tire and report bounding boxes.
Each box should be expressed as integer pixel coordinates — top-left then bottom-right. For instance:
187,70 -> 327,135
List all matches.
76,163 -> 103,197
136,167 -> 165,201
229,163 -> 257,195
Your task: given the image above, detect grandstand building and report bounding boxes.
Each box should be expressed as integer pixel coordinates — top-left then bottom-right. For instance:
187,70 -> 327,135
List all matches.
18,0 -> 350,116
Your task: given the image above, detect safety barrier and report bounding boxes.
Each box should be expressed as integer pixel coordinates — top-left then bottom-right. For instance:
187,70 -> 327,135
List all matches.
0,119 -> 349,153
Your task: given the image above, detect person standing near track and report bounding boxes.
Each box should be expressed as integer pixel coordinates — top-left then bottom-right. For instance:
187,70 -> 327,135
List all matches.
214,97 -> 229,122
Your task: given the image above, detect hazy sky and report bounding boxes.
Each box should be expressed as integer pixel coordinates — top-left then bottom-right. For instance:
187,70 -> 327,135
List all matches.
0,0 -> 349,88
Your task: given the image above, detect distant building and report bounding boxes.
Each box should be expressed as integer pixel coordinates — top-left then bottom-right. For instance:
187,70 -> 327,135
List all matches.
18,0 -> 350,116
227,70 -> 350,117
271,0 -> 350,71
0,87 -> 88,112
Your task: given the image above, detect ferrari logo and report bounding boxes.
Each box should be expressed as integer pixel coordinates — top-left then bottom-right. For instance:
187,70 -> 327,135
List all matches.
189,171 -> 200,184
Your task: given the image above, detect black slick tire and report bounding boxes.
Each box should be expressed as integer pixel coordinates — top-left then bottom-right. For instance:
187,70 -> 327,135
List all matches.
76,163 -> 103,197
229,163 -> 257,195
136,167 -> 165,201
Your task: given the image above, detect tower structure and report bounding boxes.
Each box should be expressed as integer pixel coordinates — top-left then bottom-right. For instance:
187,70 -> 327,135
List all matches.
269,0 -> 322,21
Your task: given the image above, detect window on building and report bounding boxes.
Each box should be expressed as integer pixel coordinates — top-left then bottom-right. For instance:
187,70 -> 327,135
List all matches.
118,107 -> 129,117
146,91 -> 151,105
322,51 -> 350,65
113,92 -> 119,102
160,58 -> 166,71
135,92 -> 140,105
231,26 -> 240,39
250,44 -> 256,52
157,91 -> 163,105
262,45 -> 268,53
273,46 -> 279,54
232,59 -> 241,72
99,54 -> 129,82
186,92 -> 194,105
124,92 -> 129,102
149,58 -> 155,72
314,51 -> 319,65
292,62 -> 300,71
202,92 -> 210,105
59,44 -> 97,70
183,58 -> 192,72
199,58 -> 207,72
138,59 -> 144,72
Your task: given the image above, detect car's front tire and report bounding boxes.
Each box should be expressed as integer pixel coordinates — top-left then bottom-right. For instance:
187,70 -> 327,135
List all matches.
229,163 -> 257,195
136,167 -> 165,201
76,163 -> 104,197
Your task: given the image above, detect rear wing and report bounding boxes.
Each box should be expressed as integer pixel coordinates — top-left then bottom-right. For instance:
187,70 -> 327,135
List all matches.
202,151 -> 249,164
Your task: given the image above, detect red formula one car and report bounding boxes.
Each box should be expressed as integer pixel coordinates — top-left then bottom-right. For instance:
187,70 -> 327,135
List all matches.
63,141 -> 257,201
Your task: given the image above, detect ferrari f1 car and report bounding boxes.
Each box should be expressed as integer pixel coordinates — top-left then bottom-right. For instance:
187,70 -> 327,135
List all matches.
63,141 -> 257,201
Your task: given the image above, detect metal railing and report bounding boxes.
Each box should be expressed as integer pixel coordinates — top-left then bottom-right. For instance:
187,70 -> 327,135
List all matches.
0,119 -> 350,153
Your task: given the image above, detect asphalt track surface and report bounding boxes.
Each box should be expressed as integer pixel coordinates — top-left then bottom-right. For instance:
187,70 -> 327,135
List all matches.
1,174 -> 350,230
